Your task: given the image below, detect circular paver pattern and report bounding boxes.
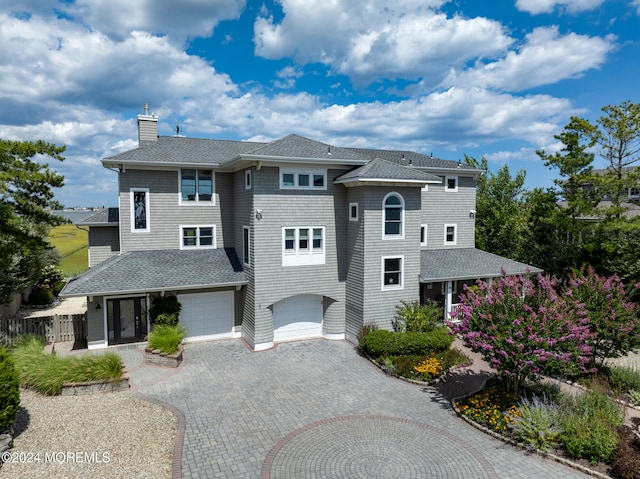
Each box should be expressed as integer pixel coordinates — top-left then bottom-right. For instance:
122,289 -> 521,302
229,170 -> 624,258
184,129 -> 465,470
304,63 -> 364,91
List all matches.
262,415 -> 498,479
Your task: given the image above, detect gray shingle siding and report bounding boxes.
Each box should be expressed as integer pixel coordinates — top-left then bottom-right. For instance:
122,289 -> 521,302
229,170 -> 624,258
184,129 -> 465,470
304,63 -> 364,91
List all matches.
421,174 -> 476,249
119,169 -> 226,251
88,226 -> 120,267
250,166 -> 348,345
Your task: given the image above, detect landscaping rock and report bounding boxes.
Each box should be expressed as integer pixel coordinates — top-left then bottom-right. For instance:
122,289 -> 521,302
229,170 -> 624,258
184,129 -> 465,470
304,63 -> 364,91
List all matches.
144,345 -> 183,368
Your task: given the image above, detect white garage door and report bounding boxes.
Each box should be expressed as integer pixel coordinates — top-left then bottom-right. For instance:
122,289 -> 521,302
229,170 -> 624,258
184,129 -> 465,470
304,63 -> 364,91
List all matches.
177,291 -> 234,342
273,294 -> 322,342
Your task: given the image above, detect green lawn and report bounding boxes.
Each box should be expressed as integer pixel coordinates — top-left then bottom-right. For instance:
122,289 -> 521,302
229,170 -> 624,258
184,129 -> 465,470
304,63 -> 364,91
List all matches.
48,224 -> 88,277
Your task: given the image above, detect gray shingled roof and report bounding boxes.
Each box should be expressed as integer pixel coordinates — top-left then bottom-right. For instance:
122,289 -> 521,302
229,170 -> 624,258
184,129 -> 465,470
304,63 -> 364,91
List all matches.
104,136 -> 267,166
244,134 -> 369,161
420,248 -> 542,282
347,147 -> 478,171
60,248 -> 246,297
334,158 -> 441,184
77,207 -> 119,226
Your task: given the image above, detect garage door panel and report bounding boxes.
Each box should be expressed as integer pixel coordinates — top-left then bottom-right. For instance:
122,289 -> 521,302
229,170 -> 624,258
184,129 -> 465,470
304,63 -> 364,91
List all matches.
273,294 -> 322,342
177,291 -> 233,341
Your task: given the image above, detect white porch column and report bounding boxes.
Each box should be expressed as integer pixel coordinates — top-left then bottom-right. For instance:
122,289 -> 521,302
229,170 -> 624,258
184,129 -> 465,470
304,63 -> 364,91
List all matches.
445,280 -> 454,320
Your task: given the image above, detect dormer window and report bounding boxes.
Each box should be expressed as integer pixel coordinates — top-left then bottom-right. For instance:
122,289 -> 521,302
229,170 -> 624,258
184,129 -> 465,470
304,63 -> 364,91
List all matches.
383,192 -> 404,239
180,169 -> 214,204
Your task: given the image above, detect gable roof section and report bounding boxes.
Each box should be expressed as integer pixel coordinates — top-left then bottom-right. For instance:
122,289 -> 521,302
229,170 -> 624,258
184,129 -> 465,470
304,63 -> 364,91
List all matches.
77,207 -> 119,226
420,248 -> 542,282
334,158 -> 441,186
60,248 -> 246,297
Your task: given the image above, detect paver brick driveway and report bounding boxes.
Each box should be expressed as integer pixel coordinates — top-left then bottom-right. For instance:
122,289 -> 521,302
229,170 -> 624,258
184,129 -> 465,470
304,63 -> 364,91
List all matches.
134,339 -> 590,479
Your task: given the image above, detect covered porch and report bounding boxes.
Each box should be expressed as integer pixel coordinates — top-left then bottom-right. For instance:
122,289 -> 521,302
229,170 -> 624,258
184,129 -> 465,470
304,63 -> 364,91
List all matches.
419,248 -> 543,322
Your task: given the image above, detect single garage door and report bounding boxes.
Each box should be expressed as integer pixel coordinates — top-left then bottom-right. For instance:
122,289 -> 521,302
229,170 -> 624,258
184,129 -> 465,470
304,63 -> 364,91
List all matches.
177,291 -> 234,342
273,294 -> 322,342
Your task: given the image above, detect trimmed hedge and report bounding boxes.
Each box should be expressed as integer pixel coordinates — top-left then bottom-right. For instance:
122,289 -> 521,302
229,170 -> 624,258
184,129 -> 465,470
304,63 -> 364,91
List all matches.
0,348 -> 20,432
359,328 -> 453,358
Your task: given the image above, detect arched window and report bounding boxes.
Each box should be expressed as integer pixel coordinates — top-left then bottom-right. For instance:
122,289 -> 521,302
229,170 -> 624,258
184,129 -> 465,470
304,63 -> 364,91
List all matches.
383,193 -> 404,238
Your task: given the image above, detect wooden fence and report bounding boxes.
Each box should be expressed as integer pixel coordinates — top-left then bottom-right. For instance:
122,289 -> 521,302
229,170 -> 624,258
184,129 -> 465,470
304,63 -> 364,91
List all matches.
1,314 -> 86,343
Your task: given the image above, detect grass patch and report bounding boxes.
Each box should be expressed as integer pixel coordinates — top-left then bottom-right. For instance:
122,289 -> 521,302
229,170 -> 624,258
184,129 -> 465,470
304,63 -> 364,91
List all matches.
148,324 -> 186,355
48,224 -> 88,277
10,336 -> 122,395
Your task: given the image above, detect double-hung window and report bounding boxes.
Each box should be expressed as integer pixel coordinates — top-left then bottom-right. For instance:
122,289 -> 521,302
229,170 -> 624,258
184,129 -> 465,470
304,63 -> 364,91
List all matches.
444,224 -> 457,245
383,192 -> 404,239
282,226 -> 325,266
382,256 -> 403,290
180,169 -> 214,204
180,225 -> 215,249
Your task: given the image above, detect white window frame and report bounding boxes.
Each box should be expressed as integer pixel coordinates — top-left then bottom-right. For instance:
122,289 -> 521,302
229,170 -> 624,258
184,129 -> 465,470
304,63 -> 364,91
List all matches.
243,226 -> 250,266
381,256 -> 404,291
349,202 -> 359,222
382,192 -> 404,240
245,170 -> 252,190
130,188 -> 150,233
179,169 -> 215,205
444,224 -> 457,245
420,224 -> 428,246
179,225 -> 216,250
445,175 -> 458,192
279,168 -> 327,190
282,226 -> 326,266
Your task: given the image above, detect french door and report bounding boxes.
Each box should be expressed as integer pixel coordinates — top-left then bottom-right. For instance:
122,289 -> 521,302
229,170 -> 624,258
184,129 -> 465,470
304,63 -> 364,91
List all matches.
107,297 -> 147,344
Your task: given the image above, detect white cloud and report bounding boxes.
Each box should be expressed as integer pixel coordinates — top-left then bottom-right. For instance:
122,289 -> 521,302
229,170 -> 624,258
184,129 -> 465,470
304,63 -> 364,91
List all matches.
633,0 -> 640,14
254,0 -> 512,86
515,0 -> 605,14
65,0 -> 246,41
442,27 -> 616,91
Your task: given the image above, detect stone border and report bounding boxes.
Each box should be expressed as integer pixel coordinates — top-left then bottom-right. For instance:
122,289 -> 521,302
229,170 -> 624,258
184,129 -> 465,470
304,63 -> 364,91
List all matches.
145,345 -> 183,368
60,363 -> 130,396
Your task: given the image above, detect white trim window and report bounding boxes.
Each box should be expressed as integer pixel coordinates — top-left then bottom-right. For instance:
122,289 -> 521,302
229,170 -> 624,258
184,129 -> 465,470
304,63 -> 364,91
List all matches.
282,226 -> 325,266
180,169 -> 214,204
180,225 -> 216,249
383,192 -> 404,239
280,168 -> 327,190
130,188 -> 150,233
382,256 -> 403,290
349,202 -> 359,221
444,224 -> 457,245
420,225 -> 428,246
245,170 -> 252,190
243,226 -> 250,266
445,175 -> 458,192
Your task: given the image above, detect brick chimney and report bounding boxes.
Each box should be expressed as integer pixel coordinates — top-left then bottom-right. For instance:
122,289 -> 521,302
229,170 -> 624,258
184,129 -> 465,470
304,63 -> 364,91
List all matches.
137,103 -> 158,144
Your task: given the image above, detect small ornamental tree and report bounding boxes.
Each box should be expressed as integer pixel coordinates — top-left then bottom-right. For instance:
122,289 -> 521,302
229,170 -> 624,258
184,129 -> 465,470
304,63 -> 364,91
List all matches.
450,274 -> 592,394
563,267 -> 640,368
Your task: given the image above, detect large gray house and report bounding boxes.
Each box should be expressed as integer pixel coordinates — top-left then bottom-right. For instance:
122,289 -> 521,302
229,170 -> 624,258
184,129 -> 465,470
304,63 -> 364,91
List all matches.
61,112 -> 540,350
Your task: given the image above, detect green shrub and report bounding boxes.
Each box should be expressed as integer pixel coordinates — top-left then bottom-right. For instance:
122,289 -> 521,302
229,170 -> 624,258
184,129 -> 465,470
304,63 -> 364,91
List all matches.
387,349 -> 469,380
28,286 -> 54,305
149,295 -> 182,326
359,328 -> 453,359
607,366 -> 640,394
392,300 -> 443,333
148,324 -> 186,355
10,336 -> 122,395
510,396 -> 561,452
559,383 -> 624,464
0,348 -> 20,432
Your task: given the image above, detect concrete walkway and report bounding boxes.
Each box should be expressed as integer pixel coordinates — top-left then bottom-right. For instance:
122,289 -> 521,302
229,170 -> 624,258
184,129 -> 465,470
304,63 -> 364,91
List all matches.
117,339 -> 593,479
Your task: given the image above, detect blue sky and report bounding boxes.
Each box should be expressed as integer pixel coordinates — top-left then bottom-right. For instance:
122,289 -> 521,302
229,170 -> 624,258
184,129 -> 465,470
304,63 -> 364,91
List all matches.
0,0 -> 638,207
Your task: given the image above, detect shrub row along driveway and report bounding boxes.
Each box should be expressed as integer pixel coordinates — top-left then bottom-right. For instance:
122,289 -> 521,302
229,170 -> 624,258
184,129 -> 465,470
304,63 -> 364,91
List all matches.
129,339 -> 590,479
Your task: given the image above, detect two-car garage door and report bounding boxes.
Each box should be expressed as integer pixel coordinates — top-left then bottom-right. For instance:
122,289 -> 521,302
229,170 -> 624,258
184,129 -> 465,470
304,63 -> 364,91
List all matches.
273,294 -> 323,342
177,291 -> 234,342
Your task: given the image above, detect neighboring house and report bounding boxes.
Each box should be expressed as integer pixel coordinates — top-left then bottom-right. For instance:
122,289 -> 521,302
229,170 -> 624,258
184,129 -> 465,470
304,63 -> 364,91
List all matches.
60,112 -> 540,350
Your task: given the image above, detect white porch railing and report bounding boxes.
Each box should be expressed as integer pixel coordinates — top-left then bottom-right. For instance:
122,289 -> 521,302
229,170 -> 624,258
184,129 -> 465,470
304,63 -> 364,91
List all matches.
446,303 -> 462,322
